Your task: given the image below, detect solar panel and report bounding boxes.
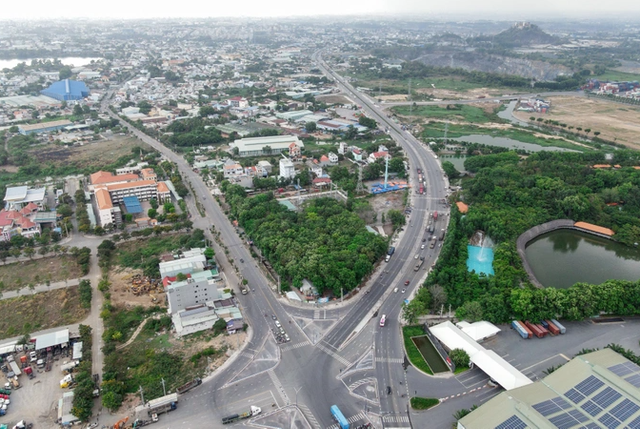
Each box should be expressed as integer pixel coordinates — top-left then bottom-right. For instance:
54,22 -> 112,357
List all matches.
495,415 -> 527,429
626,374 -> 640,388
592,387 -> 622,409
534,397 -> 572,417
610,398 -> 640,423
549,410 -> 588,429
566,388 -> 586,404
598,412 -> 621,429
580,424 -> 600,429
628,414 -> 640,429
575,375 -> 605,397
580,400 -> 603,417
609,363 -> 635,377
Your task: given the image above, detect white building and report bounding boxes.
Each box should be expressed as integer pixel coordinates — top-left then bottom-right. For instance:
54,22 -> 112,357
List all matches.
231,135 -> 304,157
165,270 -> 221,314
279,158 -> 296,180
3,186 -> 46,211
159,249 -> 207,279
223,160 -> 244,178
328,152 -> 339,164
338,142 -> 348,155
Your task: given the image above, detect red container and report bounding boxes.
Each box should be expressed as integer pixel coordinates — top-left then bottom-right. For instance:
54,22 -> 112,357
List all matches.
537,324 -> 549,336
524,321 -> 545,338
545,320 -> 560,335
519,321 -> 533,338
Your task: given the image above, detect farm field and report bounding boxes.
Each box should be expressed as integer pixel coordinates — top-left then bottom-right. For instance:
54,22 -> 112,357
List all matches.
515,96 -> 640,150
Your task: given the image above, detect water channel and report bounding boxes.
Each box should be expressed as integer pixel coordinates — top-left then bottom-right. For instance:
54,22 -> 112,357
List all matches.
451,134 -> 576,153
525,229 -> 640,289
0,57 -> 102,70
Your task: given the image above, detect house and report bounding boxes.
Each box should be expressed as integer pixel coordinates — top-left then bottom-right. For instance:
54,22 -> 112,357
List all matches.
227,97 -> 248,108
328,152 -> 339,164
338,141 -> 348,155
279,158 -> 296,179
257,160 -> 273,173
289,141 -> 302,159
351,148 -> 363,162
368,151 -> 389,164
312,177 -> 332,188
223,160 -> 244,178
164,270 -> 221,314
0,209 -> 41,241
310,164 -> 323,177
318,155 -> 331,167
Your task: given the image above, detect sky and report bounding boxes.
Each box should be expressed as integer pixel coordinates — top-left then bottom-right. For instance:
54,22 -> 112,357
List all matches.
3,0 -> 640,20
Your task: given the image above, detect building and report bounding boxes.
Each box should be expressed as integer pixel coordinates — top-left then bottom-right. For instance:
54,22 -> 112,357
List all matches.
459,348 -> 640,429
279,158 -> 296,179
338,142 -> 348,155
40,79 -> 89,101
0,209 -> 40,241
172,305 -> 220,337
227,97 -> 249,108
4,186 -> 46,210
368,151 -> 389,164
275,109 -> 313,121
257,160 -> 273,173
159,249 -> 208,279
223,160 -> 244,178
289,141 -> 302,159
231,135 -> 304,157
328,152 -> 339,164
95,188 -> 120,226
164,270 -> 221,314
18,119 -> 73,135
58,391 -> 80,426
115,162 -> 149,175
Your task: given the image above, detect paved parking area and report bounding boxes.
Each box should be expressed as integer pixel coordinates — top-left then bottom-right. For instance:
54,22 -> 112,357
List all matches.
1,350 -> 77,428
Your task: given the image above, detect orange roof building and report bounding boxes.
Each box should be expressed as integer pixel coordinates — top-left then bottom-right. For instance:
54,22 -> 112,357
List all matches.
90,170 -> 140,186
574,221 -> 615,237
592,164 -> 612,169
456,201 -> 469,214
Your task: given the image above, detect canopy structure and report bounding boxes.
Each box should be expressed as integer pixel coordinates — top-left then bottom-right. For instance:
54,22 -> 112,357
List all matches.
430,321 -> 532,390
35,329 -> 69,351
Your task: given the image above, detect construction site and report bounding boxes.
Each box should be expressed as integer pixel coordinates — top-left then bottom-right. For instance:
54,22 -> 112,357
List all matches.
109,269 -> 166,308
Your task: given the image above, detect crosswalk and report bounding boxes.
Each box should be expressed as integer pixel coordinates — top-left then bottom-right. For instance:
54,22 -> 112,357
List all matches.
326,412 -> 367,429
375,357 -> 404,364
281,341 -> 311,352
267,370 -> 290,406
317,342 -> 351,366
382,415 -> 410,423
314,309 -> 320,319
298,403 -> 321,429
347,377 -> 377,391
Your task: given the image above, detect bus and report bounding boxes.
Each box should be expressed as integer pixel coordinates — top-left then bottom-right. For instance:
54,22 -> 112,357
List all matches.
380,314 -> 387,327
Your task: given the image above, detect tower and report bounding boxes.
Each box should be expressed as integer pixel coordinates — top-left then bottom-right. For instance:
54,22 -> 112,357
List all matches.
355,164 -> 364,194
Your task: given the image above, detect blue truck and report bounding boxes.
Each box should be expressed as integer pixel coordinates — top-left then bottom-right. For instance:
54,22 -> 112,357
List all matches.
330,405 -> 350,429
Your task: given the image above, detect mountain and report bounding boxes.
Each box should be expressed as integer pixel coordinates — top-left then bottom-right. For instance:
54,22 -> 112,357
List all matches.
490,22 -> 562,47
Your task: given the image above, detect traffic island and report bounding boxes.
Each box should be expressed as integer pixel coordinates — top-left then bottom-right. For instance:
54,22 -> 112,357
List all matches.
410,397 -> 440,410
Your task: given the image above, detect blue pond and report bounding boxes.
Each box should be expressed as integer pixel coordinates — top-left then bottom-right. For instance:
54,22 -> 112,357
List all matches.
467,245 -> 495,276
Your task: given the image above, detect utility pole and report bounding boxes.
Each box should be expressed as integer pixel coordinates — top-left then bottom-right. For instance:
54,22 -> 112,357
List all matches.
161,378 -> 166,396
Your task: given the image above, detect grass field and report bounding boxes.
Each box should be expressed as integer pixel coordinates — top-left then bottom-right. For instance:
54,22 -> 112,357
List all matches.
355,75 -> 508,94
593,70 -> 640,82
0,255 -> 83,291
31,136 -> 143,171
403,325 -> 433,375
0,286 -> 89,339
392,104 -> 499,124
410,397 -> 440,410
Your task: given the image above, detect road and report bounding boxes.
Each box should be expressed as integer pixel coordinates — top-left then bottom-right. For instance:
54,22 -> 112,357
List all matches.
373,90 -> 585,107
99,49 -> 451,427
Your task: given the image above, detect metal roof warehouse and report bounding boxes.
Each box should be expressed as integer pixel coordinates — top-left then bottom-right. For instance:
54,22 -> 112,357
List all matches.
230,135 -> 303,157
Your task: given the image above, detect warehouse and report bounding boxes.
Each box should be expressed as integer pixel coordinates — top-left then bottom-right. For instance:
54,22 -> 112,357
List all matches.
230,135 -> 303,157
40,79 -> 90,101
458,348 -> 640,429
18,119 -> 73,135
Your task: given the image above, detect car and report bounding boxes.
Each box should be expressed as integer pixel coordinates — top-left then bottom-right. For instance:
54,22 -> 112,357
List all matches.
387,386 -> 392,395
404,280 -> 410,285
420,256 -> 425,261
284,334 -> 290,342
393,287 -> 398,293
275,321 -> 281,328
239,258 -> 244,263
422,238 -> 426,242
421,244 -> 425,249
414,254 -> 419,259
272,315 -> 277,320
401,288 -> 406,293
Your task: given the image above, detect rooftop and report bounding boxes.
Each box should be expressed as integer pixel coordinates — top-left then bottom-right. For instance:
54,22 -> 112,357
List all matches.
18,119 -> 72,132
574,221 -> 615,237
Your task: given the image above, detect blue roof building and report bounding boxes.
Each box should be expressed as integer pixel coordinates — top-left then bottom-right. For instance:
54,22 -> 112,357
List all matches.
40,79 -> 90,101
122,196 -> 143,214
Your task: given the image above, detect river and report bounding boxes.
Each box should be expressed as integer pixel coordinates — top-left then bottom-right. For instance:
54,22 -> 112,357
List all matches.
524,229 -> 640,289
451,134 -> 576,152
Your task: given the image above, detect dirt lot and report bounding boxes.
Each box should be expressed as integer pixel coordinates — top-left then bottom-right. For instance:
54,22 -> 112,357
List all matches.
109,267 -> 166,309
29,136 -> 143,170
0,256 -> 83,291
0,286 -> 89,340
315,94 -> 353,105
365,186 -> 407,236
514,96 -> 640,150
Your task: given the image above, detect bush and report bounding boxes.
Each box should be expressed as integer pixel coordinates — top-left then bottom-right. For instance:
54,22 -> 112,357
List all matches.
449,348 -> 470,369
410,397 -> 439,410
78,280 -> 92,308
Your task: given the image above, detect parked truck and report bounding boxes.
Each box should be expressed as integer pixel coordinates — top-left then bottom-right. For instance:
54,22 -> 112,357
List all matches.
511,321 -> 531,339
60,360 -> 79,373
8,361 -> 21,377
176,378 -> 201,395
147,393 -> 178,417
221,406 -> 262,424
330,405 -> 350,429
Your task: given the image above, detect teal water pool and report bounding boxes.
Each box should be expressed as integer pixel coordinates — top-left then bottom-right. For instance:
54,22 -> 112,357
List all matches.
467,245 -> 495,276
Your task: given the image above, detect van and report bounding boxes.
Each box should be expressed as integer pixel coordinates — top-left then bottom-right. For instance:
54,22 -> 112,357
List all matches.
385,255 -> 391,262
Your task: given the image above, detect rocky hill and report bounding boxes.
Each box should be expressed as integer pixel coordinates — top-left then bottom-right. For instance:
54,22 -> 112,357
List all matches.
490,22 -> 561,47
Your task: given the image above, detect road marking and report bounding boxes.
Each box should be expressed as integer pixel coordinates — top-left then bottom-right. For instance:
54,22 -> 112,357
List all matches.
440,385 -> 491,401
316,342 -> 351,367
281,341 -> 311,352
347,377 -> 377,391
298,403 -> 322,429
314,309 -> 320,319
326,412 -> 367,429
520,354 -> 563,372
267,370 -> 290,406
375,357 -> 404,364
382,415 -> 410,423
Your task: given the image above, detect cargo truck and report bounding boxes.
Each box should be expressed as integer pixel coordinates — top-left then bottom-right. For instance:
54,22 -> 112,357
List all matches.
511,321 -> 531,339
330,405 -> 350,429
176,378 -> 201,394
433,211 -> 438,221
147,393 -> 178,416
60,360 -> 79,373
8,361 -> 21,377
550,319 -> 566,334
221,406 -> 262,424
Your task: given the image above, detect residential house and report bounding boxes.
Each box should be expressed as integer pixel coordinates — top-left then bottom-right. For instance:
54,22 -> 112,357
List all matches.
279,158 -> 296,179
351,148 -> 363,162
338,141 -> 348,155
368,151 -> 389,164
257,160 -> 273,173
227,97 -> 249,108
223,160 -> 244,178
318,155 -> 331,167
328,152 -> 339,164
289,141 -> 302,159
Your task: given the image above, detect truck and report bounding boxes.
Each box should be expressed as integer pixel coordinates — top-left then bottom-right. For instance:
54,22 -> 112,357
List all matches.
414,259 -> 424,271
330,405 -> 350,429
221,406 -> 262,424
550,319 -> 566,334
430,237 -> 437,249
176,378 -> 201,395
60,360 -> 79,373
147,393 -> 178,417
511,321 -> 531,339
419,185 -> 424,195
8,361 -> 21,377
439,230 -> 445,241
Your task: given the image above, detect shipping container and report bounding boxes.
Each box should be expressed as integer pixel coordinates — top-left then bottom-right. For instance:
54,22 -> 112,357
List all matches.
518,321 -> 533,339
545,320 -> 560,336
540,320 -> 549,329
536,324 -> 549,336
524,321 -> 545,338
550,319 -> 566,334
511,321 -> 530,339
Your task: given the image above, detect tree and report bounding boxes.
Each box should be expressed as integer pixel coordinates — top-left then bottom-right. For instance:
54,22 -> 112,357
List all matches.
442,161 -> 460,179
23,247 -> 35,259
59,66 -> 72,80
449,348 -> 470,369
585,128 -> 591,135
148,208 -> 157,219
594,131 -> 601,137
73,104 -> 84,117
305,122 -> 317,133
204,247 -> 215,260
358,116 -> 377,129
457,301 -> 484,322
402,299 -> 426,324
57,204 -> 73,219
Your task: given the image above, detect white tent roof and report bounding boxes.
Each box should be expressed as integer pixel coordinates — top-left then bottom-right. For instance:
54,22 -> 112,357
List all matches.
430,321 -> 532,390
456,321 -> 501,342
35,329 -> 69,350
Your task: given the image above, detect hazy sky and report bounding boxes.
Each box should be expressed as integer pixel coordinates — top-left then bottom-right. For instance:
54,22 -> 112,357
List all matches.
4,0 -> 640,20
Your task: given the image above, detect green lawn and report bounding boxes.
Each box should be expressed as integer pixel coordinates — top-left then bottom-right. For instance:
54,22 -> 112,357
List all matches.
403,325 -> 433,375
410,397 -> 440,410
593,70 -> 640,82
392,105 -> 498,123
354,75 -> 511,94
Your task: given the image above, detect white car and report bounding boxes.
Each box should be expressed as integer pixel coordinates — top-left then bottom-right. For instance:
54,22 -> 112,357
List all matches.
275,321 -> 281,328
394,287 -> 399,293
414,254 -> 419,259
421,244 -> 425,250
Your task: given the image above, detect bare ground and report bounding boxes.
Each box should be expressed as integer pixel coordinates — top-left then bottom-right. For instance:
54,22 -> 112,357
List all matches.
514,96 -> 640,150
109,267 -> 166,308
0,255 -> 83,291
